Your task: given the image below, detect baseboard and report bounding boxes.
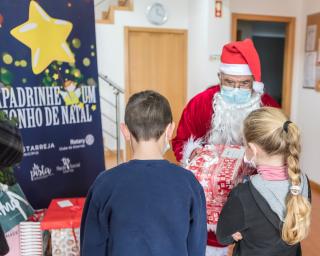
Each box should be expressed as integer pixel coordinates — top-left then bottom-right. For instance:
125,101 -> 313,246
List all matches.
310,179 -> 320,194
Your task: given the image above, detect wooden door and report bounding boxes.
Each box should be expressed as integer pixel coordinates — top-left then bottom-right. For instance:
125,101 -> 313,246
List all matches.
125,27 -> 187,163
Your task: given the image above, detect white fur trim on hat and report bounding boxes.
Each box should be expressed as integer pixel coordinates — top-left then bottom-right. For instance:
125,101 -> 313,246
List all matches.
253,81 -> 264,94
219,63 -> 252,76
181,136 -> 203,167
206,246 -> 229,256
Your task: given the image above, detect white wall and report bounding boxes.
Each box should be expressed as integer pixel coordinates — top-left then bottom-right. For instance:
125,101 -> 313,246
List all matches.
188,0 -> 303,99
96,0 -> 189,89
230,0 -> 302,120
230,0 -> 320,183
96,0 -> 320,184
96,0 -> 231,150
94,0 -> 117,20
230,0 -> 300,17
188,0 -> 231,98
187,0 -> 209,98
95,0 -> 189,150
294,0 -> 320,184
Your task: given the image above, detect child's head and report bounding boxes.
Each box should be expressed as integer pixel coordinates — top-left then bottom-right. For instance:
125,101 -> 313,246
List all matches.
243,107 -> 295,162
121,90 -> 174,154
243,107 -> 311,245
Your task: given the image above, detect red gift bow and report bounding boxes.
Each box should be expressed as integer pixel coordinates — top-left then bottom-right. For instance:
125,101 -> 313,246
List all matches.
28,209 -> 47,222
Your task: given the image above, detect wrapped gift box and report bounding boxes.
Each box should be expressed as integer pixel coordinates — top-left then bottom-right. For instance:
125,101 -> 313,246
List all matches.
20,222 -> 43,256
19,209 -> 50,256
186,144 -> 247,229
51,228 -> 80,255
0,183 -> 34,233
41,198 -> 85,256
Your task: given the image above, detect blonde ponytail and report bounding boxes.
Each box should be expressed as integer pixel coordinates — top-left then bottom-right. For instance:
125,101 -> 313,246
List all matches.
243,107 -> 311,245
281,123 -> 311,245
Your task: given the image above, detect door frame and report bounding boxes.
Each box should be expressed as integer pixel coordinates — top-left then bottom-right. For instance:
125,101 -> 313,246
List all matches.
231,13 -> 296,116
124,26 -> 188,161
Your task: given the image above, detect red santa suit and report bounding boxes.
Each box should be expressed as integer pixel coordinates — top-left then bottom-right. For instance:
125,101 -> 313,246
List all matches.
173,86 -> 279,162
172,39 -> 280,256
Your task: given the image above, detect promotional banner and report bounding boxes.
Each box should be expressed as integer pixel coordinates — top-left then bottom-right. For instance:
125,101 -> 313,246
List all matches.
0,0 -> 105,209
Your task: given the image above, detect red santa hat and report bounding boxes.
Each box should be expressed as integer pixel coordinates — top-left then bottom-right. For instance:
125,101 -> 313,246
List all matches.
219,38 -> 264,93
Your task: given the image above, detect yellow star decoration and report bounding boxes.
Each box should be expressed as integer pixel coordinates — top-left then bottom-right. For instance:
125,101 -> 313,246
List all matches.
53,73 -> 59,80
10,1 -> 75,75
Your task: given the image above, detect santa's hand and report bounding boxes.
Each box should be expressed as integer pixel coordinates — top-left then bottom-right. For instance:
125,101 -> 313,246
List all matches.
232,232 -> 243,242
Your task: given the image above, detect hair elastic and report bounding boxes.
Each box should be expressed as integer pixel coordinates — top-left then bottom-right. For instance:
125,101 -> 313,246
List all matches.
283,121 -> 292,133
290,185 -> 301,196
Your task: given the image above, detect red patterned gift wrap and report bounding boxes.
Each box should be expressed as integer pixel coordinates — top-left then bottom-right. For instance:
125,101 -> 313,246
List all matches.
186,145 -> 247,229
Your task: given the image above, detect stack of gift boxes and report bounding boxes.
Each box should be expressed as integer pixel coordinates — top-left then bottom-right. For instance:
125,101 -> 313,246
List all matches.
41,198 -> 85,256
0,112 -> 87,255
0,186 -> 85,256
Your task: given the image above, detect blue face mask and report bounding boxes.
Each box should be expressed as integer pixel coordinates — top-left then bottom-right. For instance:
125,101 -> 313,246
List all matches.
220,86 -> 252,105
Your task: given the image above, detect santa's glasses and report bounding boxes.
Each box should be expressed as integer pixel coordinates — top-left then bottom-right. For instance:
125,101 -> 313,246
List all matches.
220,75 -> 253,89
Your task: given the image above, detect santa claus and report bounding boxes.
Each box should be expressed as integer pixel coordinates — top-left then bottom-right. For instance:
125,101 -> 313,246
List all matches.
172,39 -> 279,256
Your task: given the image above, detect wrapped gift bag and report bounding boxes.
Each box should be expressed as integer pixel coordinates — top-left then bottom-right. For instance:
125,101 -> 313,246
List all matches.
41,198 -> 85,256
186,144 -> 246,230
0,183 -> 34,233
0,182 -> 34,256
5,225 -> 20,256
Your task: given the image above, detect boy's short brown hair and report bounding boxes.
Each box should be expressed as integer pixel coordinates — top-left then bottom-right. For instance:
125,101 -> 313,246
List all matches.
125,90 -> 173,142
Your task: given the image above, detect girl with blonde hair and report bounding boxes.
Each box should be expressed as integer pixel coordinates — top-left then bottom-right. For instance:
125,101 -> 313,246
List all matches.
216,107 -> 311,256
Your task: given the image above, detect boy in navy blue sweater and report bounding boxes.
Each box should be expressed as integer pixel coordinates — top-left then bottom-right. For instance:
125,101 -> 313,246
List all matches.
80,90 -> 207,256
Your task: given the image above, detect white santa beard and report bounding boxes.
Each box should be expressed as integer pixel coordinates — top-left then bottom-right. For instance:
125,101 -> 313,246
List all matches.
206,92 -> 261,146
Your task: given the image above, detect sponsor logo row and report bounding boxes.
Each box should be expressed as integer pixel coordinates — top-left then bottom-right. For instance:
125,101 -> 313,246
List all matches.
30,157 -> 81,181
24,134 -> 95,156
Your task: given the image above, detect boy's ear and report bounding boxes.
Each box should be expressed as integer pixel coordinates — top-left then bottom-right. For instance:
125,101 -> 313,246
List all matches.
120,123 -> 131,141
166,122 -> 175,140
